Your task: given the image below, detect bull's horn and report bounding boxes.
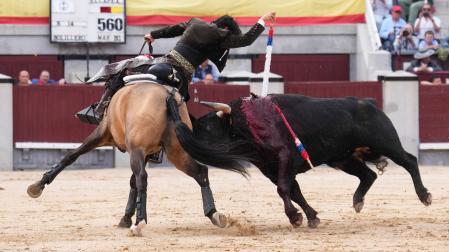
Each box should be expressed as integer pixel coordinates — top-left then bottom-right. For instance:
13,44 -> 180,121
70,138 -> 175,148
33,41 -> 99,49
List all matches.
199,101 -> 231,114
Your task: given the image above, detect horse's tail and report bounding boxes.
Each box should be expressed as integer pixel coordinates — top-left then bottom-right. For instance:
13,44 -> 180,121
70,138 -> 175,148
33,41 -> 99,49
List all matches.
166,95 -> 249,176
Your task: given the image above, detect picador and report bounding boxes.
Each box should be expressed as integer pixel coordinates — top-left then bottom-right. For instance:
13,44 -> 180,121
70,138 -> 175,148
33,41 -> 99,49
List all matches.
77,12 -> 276,124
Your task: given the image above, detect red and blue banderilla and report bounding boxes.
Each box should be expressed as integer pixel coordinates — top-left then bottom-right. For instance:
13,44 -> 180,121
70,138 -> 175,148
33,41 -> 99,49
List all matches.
273,104 -> 314,169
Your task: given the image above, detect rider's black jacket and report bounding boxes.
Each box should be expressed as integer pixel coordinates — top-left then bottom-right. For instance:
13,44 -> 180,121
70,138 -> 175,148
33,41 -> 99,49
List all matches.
150,18 -> 265,73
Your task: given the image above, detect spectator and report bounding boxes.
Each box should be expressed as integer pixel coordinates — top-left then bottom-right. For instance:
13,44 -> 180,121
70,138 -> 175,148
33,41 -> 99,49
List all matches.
203,74 -> 215,85
372,0 -> 393,31
32,70 -> 56,85
380,5 -> 407,51
421,76 -> 443,85
393,24 -> 418,53
418,30 -> 439,51
17,70 -> 31,85
414,3 -> 440,40
192,59 -> 220,83
58,78 -> 66,85
398,0 -> 433,25
406,49 -> 442,73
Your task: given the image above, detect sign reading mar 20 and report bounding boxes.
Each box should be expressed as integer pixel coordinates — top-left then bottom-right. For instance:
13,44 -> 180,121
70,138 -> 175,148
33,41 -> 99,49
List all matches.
51,0 -> 126,43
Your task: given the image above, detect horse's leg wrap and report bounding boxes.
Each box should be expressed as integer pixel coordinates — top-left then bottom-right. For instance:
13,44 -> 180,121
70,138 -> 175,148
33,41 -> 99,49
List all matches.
125,188 -> 138,217
201,186 -> 217,217
118,187 -> 138,228
41,164 -> 64,185
135,192 -> 147,224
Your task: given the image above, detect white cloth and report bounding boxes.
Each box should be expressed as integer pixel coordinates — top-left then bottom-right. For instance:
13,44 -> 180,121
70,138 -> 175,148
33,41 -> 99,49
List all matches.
414,16 -> 441,39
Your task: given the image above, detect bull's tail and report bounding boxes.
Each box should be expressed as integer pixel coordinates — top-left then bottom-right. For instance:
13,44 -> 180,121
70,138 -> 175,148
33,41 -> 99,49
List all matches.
166,95 -> 250,176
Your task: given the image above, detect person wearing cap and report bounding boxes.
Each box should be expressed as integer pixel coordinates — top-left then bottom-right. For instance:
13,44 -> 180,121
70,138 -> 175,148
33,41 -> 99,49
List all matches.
380,5 -> 407,51
406,49 -> 442,73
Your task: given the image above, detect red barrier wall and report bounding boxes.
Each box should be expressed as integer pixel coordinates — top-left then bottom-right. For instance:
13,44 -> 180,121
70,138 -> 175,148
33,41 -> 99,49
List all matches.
252,54 -> 350,82
14,82 -> 448,143
13,85 -> 103,143
285,81 -> 383,108
419,85 -> 449,142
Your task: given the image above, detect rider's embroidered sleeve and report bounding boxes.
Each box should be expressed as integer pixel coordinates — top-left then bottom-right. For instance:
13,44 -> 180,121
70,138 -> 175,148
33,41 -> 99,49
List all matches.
150,21 -> 188,39
219,23 -> 265,49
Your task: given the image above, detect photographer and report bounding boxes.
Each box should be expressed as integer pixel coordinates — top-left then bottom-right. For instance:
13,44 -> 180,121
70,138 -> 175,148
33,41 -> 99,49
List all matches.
414,3 -> 441,40
393,24 -> 418,53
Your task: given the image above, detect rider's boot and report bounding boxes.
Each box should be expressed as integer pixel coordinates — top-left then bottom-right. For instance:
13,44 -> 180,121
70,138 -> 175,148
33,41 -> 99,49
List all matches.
75,86 -> 113,125
76,71 -> 125,125
93,87 -> 113,121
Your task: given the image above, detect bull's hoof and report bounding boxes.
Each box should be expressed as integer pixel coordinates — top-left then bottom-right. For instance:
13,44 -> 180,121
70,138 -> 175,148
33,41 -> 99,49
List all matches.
308,218 -> 320,228
118,215 -> 133,228
354,201 -> 364,213
420,192 -> 432,206
27,181 -> 45,198
129,220 -> 146,237
210,212 -> 229,228
290,213 -> 303,228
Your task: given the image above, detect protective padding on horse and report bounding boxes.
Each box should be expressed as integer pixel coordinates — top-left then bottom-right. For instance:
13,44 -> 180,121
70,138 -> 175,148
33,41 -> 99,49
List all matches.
201,186 -> 217,217
125,188 -> 138,217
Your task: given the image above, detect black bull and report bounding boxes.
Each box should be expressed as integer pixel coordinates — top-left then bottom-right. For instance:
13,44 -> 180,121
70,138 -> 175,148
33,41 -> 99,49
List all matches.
188,94 -> 432,228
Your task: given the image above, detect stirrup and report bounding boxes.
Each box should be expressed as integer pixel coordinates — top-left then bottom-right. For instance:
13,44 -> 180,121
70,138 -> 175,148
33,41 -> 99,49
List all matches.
75,104 -> 101,125
148,150 -> 163,164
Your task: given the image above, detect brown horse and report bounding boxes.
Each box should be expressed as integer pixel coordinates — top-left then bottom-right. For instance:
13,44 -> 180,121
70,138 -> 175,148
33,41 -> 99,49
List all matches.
27,82 -> 250,236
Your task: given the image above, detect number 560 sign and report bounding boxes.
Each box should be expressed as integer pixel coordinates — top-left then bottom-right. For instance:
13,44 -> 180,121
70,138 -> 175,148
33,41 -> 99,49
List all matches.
51,0 -> 126,43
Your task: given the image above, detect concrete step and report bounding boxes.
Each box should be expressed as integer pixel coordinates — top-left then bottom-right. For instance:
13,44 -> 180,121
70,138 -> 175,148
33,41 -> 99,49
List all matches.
437,15 -> 449,29
434,0 -> 449,15
437,15 -> 449,37
435,8 -> 449,16
434,0 -> 449,8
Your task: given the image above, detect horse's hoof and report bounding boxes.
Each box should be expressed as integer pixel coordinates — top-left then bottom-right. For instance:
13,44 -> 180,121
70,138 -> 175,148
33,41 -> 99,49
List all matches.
210,212 -> 229,228
308,218 -> 320,228
129,220 -> 146,237
291,213 -> 303,228
27,181 -> 45,198
118,216 -> 133,228
354,201 -> 364,213
421,192 -> 432,206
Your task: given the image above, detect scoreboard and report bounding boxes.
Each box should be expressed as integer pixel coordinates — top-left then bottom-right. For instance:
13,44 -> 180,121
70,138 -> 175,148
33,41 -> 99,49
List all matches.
50,0 -> 126,43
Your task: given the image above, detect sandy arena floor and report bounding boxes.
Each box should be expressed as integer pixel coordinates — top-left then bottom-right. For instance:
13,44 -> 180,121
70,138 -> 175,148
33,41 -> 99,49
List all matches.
0,165 -> 448,252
